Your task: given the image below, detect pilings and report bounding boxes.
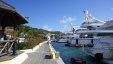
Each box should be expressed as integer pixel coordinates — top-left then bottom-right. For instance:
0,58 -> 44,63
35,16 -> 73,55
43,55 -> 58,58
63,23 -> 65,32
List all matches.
91,39 -> 93,44
76,39 -> 78,44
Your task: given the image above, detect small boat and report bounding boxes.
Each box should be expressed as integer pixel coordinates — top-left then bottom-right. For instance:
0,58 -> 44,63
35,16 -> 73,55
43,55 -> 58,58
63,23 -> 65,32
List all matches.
65,43 -> 71,46
71,58 -> 86,64
75,44 -> 84,47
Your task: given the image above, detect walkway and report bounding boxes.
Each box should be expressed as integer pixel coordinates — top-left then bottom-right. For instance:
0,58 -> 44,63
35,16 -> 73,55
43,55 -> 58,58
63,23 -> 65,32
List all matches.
22,42 -> 58,64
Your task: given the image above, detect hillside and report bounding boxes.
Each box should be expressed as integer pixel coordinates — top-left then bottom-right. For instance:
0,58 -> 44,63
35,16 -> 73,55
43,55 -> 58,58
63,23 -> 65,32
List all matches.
18,25 -> 62,38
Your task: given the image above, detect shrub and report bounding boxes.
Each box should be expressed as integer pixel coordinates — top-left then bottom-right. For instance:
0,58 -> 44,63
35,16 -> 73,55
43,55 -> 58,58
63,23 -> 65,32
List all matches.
17,38 -> 47,50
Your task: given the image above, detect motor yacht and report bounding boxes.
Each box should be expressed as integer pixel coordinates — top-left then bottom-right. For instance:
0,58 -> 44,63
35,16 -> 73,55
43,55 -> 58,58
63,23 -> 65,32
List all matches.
77,20 -> 113,62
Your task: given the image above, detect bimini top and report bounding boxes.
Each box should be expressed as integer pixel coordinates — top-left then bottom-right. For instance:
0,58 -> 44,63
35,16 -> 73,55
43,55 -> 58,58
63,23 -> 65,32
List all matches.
0,0 -> 28,27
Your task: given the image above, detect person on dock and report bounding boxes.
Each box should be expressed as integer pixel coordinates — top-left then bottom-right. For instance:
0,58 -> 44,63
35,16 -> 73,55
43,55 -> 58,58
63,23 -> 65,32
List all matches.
47,35 -> 51,44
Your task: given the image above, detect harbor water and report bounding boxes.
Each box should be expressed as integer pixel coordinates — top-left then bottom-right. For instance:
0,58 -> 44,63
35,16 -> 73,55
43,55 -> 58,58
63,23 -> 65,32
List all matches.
52,42 -> 106,64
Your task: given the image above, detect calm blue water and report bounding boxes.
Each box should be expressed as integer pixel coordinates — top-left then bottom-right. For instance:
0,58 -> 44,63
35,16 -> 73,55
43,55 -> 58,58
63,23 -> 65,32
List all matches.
52,42 -> 106,64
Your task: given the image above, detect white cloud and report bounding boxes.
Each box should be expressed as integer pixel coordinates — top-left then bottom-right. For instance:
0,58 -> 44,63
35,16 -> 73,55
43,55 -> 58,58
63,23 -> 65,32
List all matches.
60,16 -> 75,24
111,8 -> 113,10
43,25 -> 52,31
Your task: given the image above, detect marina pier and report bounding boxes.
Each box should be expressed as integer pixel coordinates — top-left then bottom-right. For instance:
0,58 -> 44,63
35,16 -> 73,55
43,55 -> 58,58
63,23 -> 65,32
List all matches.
1,0 -> 113,64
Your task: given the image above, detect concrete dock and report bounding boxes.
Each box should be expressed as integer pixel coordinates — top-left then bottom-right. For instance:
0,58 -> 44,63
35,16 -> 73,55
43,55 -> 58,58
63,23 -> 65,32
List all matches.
0,41 -> 64,64
22,42 -> 62,64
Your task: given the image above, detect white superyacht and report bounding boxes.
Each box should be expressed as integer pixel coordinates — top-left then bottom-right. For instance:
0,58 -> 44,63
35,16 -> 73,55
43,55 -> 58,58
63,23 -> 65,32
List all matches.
77,10 -> 113,63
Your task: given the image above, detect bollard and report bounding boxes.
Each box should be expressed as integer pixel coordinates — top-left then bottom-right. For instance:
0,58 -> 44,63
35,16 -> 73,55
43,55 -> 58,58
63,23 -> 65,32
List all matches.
55,51 -> 59,58
52,51 -> 56,59
48,43 -> 60,59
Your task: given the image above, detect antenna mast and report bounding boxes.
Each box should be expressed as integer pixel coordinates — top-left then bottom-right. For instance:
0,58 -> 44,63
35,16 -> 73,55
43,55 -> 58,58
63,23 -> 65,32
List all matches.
84,10 -> 93,22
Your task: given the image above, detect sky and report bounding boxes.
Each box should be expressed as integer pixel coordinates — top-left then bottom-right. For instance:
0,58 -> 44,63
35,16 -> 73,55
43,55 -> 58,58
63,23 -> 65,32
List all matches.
4,0 -> 113,32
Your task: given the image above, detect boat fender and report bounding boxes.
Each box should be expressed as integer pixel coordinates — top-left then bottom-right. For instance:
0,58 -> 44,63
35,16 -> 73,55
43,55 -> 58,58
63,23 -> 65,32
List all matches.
95,53 -> 103,61
71,58 -> 86,64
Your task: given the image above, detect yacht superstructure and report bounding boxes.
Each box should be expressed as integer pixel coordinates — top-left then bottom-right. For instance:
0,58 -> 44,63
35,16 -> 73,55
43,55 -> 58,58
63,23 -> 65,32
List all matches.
58,32 -> 79,43
69,10 -> 105,46
81,10 -> 105,30
87,20 -> 113,61
77,10 -> 113,61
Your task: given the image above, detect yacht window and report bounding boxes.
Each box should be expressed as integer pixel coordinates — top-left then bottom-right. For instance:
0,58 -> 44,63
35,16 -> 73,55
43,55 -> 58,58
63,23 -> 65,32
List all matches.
97,33 -> 113,36
97,26 -> 100,27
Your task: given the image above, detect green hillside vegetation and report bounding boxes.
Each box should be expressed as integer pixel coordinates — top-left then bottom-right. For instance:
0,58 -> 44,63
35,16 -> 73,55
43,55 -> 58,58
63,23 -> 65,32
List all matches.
17,25 -> 62,50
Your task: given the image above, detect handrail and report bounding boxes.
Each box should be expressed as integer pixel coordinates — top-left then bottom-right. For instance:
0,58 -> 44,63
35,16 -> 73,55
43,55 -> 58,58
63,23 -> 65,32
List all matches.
8,42 -> 14,52
0,40 -> 17,56
0,42 -> 9,54
0,40 -> 14,43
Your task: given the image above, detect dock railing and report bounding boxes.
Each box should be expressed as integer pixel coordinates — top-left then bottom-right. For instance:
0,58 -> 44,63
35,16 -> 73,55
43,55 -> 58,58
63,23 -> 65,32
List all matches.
0,40 -> 17,56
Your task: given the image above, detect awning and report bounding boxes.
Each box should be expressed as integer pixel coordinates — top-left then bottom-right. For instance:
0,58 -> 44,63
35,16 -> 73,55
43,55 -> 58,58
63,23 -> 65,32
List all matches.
0,0 -> 28,27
